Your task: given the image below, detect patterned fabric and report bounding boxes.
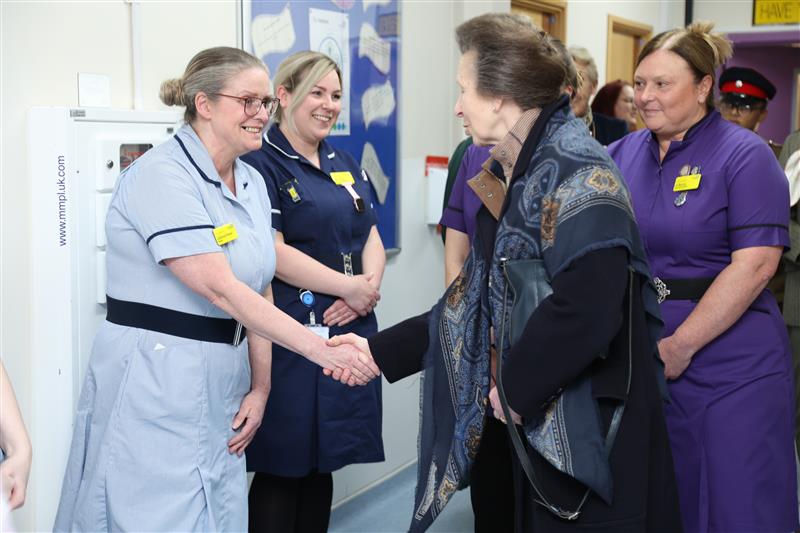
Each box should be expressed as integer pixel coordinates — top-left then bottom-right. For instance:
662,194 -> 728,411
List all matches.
410,98 -> 664,532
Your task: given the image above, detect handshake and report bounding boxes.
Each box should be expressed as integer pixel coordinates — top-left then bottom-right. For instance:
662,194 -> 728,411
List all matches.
317,333 -> 380,387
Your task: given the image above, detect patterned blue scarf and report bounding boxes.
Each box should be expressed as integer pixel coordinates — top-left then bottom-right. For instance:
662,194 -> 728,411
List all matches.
410,100 -> 664,532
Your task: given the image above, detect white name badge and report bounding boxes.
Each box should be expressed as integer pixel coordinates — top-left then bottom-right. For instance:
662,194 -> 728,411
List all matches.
306,324 -> 330,339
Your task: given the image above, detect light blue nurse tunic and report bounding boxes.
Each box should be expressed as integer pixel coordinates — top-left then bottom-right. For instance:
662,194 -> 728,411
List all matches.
54,124 -> 276,531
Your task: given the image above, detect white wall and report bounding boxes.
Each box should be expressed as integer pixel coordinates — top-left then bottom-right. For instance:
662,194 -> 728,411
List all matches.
567,0 -> 685,88
695,0 -> 800,32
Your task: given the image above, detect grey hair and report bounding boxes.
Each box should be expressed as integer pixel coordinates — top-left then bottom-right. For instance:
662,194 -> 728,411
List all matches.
455,13 -> 566,110
568,45 -> 598,88
160,46 -> 267,123
272,51 -> 342,133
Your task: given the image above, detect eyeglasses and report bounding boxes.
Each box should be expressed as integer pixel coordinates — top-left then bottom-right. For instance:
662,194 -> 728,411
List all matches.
719,100 -> 764,115
213,93 -> 280,117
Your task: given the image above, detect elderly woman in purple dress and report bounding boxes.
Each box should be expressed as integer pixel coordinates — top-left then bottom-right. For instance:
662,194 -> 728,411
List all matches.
608,22 -> 798,533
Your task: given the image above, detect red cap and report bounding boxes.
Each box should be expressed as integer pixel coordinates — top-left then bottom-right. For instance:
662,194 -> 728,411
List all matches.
720,80 -> 768,100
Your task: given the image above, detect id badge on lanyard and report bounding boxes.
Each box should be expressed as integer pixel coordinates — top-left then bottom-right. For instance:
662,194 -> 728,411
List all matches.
299,289 -> 329,339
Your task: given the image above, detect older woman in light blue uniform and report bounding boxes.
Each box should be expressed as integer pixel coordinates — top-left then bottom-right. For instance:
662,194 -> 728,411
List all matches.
53,47 -> 379,532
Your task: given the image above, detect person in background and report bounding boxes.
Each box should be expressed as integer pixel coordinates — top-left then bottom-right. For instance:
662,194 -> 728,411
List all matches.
608,22 -> 797,533
592,79 -> 637,136
53,47 -> 378,531
778,130 -> 800,453
331,13 -> 682,532
440,136 -> 473,244
718,66 -> 775,135
0,360 -> 32,527
241,51 -> 385,533
569,46 -> 628,146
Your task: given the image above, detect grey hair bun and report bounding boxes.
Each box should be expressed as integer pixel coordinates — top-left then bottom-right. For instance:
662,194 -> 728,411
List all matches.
159,78 -> 186,106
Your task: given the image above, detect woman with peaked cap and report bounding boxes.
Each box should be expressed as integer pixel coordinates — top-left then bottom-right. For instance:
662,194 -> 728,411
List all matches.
330,13 -> 682,532
608,22 -> 797,533
53,46 -> 378,531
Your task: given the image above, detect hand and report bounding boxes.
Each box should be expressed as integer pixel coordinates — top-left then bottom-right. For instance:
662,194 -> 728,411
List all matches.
342,273 -> 380,316
658,335 -> 694,380
0,447 -> 31,510
322,299 -> 359,327
227,387 -> 269,457
316,335 -> 380,386
488,386 -> 522,426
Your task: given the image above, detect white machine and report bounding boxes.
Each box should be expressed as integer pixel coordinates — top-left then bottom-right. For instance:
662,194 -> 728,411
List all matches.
28,107 -> 182,528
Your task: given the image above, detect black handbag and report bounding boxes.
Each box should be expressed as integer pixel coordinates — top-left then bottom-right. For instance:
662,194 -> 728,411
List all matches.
494,257 -> 634,520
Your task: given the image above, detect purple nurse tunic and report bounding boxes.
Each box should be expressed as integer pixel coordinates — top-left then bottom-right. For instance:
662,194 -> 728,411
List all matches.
609,110 -> 798,533
440,144 -> 492,242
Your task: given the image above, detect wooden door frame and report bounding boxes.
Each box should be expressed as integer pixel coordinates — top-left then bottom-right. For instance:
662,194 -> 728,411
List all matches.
512,0 -> 567,40
606,14 -> 653,82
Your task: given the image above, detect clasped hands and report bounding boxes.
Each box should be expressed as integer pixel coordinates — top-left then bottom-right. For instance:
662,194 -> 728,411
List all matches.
322,273 -> 380,327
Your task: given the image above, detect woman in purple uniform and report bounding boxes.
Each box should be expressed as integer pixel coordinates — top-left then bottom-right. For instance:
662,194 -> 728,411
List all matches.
609,22 -> 797,533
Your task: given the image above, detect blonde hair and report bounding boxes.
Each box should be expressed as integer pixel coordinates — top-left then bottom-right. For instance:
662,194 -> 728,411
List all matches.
273,51 -> 342,133
637,21 -> 733,109
160,46 -> 267,123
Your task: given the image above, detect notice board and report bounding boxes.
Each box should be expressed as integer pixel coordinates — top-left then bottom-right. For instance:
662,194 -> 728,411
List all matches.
242,0 -> 400,251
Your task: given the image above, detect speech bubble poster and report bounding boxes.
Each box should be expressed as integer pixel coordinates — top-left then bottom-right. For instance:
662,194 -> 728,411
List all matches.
245,0 -> 400,251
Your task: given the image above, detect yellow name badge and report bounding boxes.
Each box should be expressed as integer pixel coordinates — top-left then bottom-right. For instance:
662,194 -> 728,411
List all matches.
330,171 -> 355,186
213,223 -> 238,246
673,174 -> 702,192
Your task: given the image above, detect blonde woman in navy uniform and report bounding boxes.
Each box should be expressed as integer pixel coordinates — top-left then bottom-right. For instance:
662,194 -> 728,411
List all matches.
53,47 -> 378,532
242,51 -> 385,532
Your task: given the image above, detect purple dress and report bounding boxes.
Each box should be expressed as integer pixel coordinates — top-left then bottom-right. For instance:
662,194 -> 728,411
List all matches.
609,110 -> 797,533
440,144 -> 492,241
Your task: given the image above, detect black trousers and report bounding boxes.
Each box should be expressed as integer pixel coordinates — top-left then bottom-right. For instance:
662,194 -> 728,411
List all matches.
470,416 -> 516,533
248,471 -> 333,533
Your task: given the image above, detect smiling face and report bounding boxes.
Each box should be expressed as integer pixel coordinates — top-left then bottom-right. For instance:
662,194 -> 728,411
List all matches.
279,69 -> 341,147
614,84 -> 637,129
454,51 -> 499,146
633,49 -> 711,142
207,67 -> 272,157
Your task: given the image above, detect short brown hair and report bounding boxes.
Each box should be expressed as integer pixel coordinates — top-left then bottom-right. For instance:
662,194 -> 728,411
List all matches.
455,13 -> 566,110
637,21 -> 732,110
160,46 -> 267,123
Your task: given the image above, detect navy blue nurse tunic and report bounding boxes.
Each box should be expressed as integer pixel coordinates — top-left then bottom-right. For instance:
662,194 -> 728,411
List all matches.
242,124 -> 384,476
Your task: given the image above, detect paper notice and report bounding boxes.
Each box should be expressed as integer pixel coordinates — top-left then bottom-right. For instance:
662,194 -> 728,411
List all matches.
363,0 -> 391,10
251,4 -> 295,58
361,142 -> 390,205
361,80 -> 395,129
358,23 -> 390,75
310,8 -> 351,135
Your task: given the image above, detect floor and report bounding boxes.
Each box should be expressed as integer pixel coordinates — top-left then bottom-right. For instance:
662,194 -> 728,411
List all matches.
329,463 -> 474,533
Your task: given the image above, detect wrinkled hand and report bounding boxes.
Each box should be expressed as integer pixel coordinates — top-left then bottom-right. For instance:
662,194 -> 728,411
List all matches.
323,299 -> 359,327
343,273 -> 380,316
488,386 -> 522,425
0,448 -> 31,510
658,335 -> 694,380
317,336 -> 380,386
323,334 -> 379,385
228,388 -> 269,456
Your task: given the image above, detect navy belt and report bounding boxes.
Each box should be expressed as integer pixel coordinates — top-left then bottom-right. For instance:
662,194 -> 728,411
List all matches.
317,252 -> 363,277
106,295 -> 246,346
652,277 -> 715,304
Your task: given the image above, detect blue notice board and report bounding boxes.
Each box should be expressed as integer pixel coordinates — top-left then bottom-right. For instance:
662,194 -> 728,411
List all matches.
243,0 -> 400,251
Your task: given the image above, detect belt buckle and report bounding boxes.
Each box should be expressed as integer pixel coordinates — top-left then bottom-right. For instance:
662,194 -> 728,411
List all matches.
653,277 -> 670,304
342,253 -> 354,277
232,321 -> 244,346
